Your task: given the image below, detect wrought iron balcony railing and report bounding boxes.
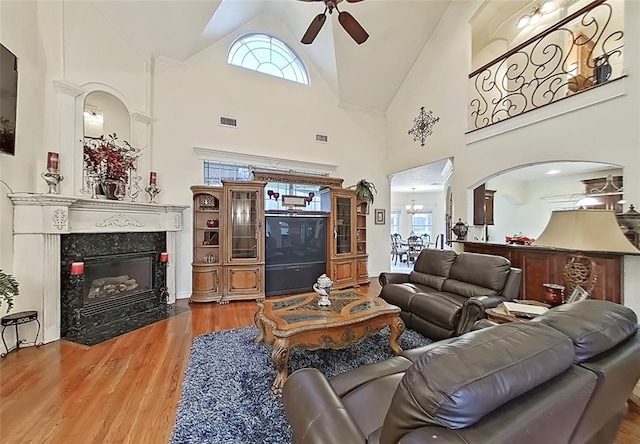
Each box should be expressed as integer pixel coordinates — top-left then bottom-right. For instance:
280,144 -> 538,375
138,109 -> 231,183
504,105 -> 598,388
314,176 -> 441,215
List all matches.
468,0 -> 624,131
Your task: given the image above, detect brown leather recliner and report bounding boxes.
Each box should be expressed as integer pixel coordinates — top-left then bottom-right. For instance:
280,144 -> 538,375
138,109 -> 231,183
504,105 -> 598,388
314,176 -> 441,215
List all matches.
283,300 -> 640,444
379,249 -> 522,340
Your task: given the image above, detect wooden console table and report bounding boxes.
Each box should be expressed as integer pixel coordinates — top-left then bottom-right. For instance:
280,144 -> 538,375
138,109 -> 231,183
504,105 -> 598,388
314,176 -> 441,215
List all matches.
458,241 -> 623,304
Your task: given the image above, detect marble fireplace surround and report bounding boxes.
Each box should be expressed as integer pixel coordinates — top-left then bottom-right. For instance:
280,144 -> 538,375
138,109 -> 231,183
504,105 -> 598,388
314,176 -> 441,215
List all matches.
8,193 -> 188,343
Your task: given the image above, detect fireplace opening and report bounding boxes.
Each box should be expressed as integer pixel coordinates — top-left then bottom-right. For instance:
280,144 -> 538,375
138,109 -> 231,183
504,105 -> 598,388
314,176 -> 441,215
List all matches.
61,231 -> 166,346
83,252 -> 154,306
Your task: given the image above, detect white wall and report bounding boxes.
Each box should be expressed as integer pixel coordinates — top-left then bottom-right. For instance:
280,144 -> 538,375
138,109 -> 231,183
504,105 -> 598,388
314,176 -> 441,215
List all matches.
0,0 -> 48,278
152,15 -> 388,297
485,169 -> 624,243
386,0 -> 640,314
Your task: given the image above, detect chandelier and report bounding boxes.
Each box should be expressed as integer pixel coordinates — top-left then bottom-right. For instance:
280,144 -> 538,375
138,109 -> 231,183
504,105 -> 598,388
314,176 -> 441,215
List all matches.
406,188 -> 424,214
408,106 -> 440,147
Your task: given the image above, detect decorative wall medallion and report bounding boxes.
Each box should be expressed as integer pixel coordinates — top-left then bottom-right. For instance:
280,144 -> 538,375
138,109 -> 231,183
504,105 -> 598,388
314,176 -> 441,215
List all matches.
52,209 -> 68,231
96,213 -> 144,228
174,214 -> 182,229
408,106 -> 440,146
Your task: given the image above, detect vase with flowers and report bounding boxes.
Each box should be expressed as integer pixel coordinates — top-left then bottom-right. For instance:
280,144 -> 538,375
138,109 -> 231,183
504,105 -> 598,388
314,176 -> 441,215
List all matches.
83,133 -> 141,200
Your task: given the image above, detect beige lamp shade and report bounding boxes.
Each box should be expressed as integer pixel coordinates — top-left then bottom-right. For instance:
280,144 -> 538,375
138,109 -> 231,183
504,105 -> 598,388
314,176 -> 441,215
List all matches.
533,209 -> 639,253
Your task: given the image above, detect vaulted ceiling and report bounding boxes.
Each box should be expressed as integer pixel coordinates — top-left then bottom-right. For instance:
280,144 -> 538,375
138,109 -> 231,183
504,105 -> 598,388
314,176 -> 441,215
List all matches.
91,0 -> 451,113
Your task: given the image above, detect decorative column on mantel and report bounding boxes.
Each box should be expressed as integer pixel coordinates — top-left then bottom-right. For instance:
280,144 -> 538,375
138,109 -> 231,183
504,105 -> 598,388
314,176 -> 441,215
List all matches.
8,193 -> 187,344
53,80 -> 84,196
131,112 -> 157,198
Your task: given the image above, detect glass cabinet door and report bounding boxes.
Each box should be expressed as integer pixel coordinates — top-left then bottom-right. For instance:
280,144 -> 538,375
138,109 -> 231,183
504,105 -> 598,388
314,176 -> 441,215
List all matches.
335,196 -> 352,254
231,190 -> 258,259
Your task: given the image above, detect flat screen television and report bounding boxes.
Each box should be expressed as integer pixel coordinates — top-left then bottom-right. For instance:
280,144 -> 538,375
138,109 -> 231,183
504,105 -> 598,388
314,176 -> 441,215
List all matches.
265,215 -> 327,266
0,43 -> 18,156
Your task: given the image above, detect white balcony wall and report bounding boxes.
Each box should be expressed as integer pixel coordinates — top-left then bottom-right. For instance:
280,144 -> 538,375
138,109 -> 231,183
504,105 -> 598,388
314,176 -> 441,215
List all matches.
387,0 -> 640,314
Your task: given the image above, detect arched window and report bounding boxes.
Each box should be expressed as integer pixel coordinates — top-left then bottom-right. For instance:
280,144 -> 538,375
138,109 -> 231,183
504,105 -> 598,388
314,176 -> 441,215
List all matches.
227,34 -> 309,85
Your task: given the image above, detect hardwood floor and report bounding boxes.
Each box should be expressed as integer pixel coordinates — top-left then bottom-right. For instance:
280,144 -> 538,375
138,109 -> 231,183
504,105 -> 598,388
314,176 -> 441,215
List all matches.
1,283 -> 639,443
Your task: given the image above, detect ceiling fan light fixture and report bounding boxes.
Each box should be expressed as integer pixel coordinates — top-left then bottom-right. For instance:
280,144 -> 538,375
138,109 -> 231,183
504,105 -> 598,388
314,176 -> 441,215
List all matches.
541,1 -> 557,13
517,15 -> 530,29
300,0 -> 368,45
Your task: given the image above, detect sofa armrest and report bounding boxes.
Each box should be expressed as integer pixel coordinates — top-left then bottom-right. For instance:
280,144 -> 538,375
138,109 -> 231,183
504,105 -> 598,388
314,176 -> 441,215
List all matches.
283,368 -> 366,444
455,295 -> 509,336
502,267 -> 522,300
379,272 -> 411,286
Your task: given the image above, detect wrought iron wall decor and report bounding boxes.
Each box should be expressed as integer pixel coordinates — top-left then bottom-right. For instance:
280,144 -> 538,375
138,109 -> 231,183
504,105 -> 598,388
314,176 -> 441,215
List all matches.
408,107 -> 440,146
468,0 -> 623,131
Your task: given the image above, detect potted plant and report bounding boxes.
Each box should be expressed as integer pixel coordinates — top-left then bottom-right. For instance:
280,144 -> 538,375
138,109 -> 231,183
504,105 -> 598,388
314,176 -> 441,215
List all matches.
355,179 -> 377,205
0,269 -> 19,313
83,133 -> 141,199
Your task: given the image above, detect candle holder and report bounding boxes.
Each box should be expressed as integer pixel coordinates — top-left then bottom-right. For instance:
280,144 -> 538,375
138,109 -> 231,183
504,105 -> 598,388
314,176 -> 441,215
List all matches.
145,183 -> 161,204
128,174 -> 142,202
41,169 -> 64,194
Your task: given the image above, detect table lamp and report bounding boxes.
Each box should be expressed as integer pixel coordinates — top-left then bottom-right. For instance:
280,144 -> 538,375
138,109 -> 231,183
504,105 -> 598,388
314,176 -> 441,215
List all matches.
533,209 -> 639,303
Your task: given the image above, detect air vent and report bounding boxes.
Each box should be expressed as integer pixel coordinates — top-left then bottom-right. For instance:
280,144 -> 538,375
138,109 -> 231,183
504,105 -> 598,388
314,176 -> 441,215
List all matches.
315,134 -> 328,143
219,117 -> 237,128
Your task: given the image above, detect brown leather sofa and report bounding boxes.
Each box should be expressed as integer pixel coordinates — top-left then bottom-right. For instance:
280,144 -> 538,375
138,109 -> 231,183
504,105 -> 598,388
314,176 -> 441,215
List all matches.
378,249 -> 521,340
283,300 -> 640,444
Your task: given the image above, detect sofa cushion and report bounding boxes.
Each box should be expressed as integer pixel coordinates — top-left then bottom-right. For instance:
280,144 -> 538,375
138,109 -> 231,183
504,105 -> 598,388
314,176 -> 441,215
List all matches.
379,322 -> 575,443
413,250 -> 457,278
442,252 -> 511,295
409,291 -> 467,329
533,300 -> 639,363
440,279 -> 500,299
408,271 -> 446,292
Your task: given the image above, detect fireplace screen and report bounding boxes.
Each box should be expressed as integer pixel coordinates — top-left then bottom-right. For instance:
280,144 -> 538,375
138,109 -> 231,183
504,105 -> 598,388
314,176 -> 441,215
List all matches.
83,253 -> 153,305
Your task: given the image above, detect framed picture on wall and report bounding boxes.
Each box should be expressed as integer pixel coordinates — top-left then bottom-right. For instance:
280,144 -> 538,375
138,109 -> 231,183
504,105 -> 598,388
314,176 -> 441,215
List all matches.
375,209 -> 385,225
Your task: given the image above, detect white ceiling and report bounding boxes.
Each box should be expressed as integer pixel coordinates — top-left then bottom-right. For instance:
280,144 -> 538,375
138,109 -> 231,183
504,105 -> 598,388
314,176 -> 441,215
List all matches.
390,160 -> 621,194
490,161 -> 620,181
91,0 -> 451,113
390,158 -> 451,193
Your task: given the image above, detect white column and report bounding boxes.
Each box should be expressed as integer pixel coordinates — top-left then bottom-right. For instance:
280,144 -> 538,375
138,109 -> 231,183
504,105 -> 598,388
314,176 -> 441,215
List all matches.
166,231 -> 178,304
42,234 -> 61,342
131,112 -> 156,199
53,80 -> 85,196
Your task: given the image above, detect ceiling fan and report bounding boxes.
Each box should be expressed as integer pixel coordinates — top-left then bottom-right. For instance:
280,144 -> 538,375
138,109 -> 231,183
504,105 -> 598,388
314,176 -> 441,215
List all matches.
299,0 -> 369,45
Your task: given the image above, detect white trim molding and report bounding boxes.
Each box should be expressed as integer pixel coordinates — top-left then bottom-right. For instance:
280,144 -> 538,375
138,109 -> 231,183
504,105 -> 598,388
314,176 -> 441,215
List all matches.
193,147 -> 338,175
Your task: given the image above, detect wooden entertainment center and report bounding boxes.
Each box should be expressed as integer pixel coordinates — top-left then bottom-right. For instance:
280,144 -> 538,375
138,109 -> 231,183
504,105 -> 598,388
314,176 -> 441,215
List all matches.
190,171 -> 369,303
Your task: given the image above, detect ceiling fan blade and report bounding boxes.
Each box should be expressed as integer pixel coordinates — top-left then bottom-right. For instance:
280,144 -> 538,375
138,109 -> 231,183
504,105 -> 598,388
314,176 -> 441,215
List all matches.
301,14 -> 327,44
338,11 -> 369,44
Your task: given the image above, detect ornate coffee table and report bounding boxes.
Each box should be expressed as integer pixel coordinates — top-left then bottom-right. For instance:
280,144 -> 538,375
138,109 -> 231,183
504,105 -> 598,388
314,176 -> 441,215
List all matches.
254,290 -> 405,395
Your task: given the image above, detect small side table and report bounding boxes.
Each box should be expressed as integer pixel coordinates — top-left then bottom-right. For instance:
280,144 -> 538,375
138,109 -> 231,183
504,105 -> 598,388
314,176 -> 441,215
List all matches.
1,310 -> 43,358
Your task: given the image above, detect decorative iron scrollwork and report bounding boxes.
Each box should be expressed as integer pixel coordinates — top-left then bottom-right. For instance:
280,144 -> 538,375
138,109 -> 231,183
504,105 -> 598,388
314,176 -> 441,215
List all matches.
468,0 -> 623,131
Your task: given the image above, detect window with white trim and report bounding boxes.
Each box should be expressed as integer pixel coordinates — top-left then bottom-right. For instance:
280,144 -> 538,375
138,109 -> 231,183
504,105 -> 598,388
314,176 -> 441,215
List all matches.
227,34 -> 309,85
411,212 -> 433,239
390,210 -> 401,236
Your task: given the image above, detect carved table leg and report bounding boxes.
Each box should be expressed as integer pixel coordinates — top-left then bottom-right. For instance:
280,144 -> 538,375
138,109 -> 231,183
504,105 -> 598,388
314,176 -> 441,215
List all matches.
389,316 -> 405,356
271,338 -> 290,396
254,306 -> 266,344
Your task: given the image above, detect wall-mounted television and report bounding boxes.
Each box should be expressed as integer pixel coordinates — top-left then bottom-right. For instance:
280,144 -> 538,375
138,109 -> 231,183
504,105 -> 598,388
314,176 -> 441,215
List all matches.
0,43 -> 18,156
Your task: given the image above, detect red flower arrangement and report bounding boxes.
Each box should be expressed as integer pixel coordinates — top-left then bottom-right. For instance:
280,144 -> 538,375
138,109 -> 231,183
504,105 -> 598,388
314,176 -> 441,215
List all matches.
83,133 -> 140,182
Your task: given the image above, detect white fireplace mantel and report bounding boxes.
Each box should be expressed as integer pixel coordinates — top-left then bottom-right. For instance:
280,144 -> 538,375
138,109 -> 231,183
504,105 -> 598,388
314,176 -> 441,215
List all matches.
8,193 -> 188,344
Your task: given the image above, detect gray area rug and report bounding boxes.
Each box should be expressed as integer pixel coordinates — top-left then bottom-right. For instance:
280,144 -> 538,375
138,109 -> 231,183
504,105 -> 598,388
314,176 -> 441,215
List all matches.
171,325 -> 432,443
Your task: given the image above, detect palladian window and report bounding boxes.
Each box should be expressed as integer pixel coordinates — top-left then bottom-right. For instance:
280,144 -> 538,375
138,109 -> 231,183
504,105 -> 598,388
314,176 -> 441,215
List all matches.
227,33 -> 309,85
